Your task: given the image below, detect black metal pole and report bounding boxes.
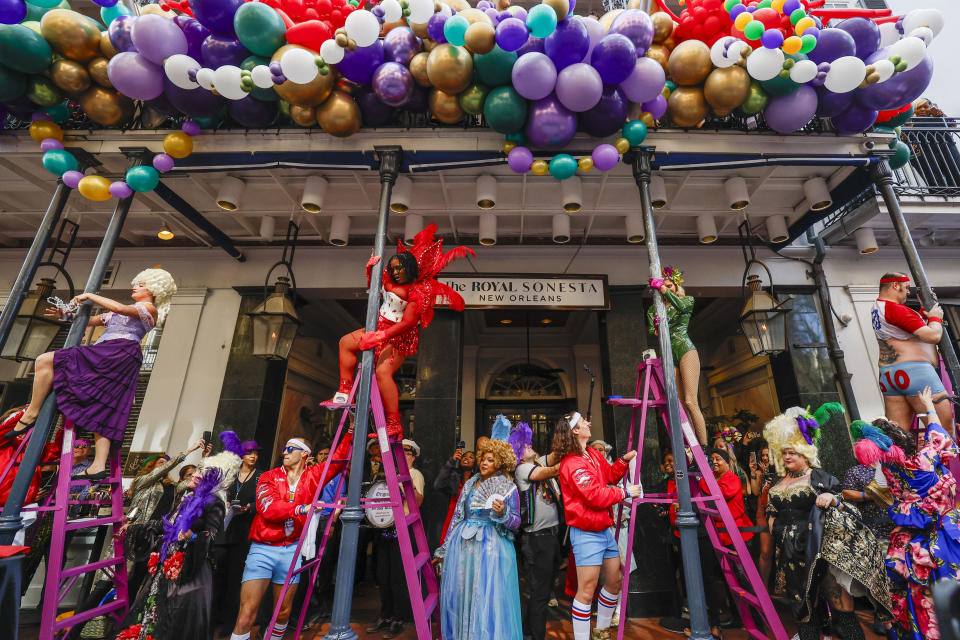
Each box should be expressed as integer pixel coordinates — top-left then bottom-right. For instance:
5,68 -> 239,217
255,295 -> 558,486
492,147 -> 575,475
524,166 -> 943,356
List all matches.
324,145 -> 402,640
868,160 -> 960,393
0,181 -> 72,352
631,148 -> 711,640
0,192 -> 136,545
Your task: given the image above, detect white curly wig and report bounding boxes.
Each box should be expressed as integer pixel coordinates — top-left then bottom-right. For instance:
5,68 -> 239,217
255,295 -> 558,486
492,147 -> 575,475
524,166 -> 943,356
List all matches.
762,407 -> 821,476
132,268 -> 177,325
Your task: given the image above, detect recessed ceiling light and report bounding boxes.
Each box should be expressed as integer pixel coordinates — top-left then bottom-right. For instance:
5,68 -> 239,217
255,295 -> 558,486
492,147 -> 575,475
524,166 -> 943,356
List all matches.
157,224 -> 174,240
500,318 -> 513,325
540,318 -> 552,325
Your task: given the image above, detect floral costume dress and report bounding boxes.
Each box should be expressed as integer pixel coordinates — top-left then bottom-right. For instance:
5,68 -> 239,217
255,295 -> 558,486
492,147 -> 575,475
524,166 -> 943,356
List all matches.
882,421 -> 960,640
646,289 -> 696,362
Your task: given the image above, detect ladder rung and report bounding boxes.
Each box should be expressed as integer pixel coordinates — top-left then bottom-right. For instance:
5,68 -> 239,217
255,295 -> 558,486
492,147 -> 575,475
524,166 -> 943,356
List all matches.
422,592 -> 438,616
319,401 -> 355,409
413,550 -> 430,570
65,516 -> 118,531
396,472 -> 411,483
51,598 -> 125,632
747,628 -> 772,640
60,556 -> 123,579
405,511 -> 421,527
714,545 -> 737,556
69,478 -> 120,487
699,507 -> 720,517
731,588 -> 761,608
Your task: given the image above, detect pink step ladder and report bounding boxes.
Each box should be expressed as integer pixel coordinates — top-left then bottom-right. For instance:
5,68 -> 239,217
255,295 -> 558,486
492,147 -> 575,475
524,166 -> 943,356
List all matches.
608,357 -> 787,640
266,375 -> 440,639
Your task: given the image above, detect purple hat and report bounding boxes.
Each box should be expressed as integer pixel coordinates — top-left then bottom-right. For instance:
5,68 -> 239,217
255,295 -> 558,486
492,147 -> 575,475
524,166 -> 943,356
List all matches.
74,439 -> 91,447
241,440 -> 261,452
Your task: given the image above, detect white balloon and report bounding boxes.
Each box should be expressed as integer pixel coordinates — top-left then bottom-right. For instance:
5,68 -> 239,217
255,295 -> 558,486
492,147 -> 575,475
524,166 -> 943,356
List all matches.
281,47 -> 319,84
345,10 -> 380,48
408,0 -> 434,24
196,67 -> 215,90
213,65 -> 247,100
320,38 -> 345,64
824,56 -> 865,93
439,2 -> 452,17
872,58 -> 895,84
878,22 -> 899,48
789,59 -> 817,84
164,54 -> 200,90
726,40 -> 749,64
888,36 -> 926,71
710,37 -> 736,69
908,27 -> 933,47
381,0 -> 402,23
746,47 -> 783,82
251,65 -> 274,89
903,8 -> 943,38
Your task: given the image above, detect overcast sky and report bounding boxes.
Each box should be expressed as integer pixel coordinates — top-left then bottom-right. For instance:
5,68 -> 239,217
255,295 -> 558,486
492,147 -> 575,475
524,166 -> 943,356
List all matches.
886,0 -> 958,116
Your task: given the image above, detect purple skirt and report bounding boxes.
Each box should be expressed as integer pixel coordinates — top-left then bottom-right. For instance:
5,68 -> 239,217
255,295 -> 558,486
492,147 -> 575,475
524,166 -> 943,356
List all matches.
52,338 -> 142,441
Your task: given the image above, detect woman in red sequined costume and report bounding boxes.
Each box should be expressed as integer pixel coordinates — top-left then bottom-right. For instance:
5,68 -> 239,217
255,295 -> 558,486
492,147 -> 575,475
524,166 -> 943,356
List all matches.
328,224 -> 474,439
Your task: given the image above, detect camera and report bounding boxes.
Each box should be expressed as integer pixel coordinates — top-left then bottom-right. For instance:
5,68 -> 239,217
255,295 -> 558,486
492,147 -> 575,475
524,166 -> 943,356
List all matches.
457,440 -> 465,450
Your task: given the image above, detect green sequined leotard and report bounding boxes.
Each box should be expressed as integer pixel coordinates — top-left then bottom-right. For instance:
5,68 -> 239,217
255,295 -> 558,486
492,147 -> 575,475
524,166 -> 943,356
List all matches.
647,289 -> 697,363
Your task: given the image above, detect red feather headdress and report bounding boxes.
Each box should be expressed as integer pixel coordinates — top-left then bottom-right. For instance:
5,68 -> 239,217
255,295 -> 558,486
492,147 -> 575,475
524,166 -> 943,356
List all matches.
396,223 -> 475,328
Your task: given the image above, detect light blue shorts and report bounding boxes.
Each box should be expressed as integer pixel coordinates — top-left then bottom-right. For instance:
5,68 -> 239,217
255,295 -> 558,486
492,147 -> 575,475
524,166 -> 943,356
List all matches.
242,542 -> 302,584
878,361 -> 946,397
570,527 -> 620,567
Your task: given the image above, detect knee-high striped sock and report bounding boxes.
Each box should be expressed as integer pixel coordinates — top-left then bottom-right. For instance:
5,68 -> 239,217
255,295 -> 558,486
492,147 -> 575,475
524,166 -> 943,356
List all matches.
229,633 -> 250,640
596,587 -> 620,630
270,621 -> 288,640
572,598 -> 592,640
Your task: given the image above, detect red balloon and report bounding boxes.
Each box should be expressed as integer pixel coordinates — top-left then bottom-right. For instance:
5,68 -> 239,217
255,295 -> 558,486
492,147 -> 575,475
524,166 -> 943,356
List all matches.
316,0 -> 331,12
753,7 -> 779,29
305,7 -> 318,18
692,6 -> 706,20
330,8 -> 342,22
703,0 -> 721,11
703,15 -> 721,36
285,19 -> 333,49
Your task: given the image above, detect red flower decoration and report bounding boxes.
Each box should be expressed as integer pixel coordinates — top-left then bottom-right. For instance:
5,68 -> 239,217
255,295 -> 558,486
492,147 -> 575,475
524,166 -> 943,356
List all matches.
116,624 -> 142,640
162,551 -> 184,581
147,552 -> 159,576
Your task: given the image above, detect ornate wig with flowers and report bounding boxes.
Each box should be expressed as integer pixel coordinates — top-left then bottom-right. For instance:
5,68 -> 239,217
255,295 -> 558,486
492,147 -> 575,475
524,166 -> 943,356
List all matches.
763,403 -> 845,476
132,267 -> 177,326
849,418 -> 909,467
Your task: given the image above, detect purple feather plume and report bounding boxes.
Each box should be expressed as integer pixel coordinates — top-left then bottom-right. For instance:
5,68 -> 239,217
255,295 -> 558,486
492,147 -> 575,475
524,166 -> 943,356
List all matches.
796,416 -> 818,445
508,421 -> 532,462
159,466 -> 224,561
219,430 -> 244,458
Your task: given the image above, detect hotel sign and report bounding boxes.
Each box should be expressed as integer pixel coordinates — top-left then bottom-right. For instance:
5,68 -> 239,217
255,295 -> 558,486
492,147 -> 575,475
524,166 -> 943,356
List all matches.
438,274 -> 609,310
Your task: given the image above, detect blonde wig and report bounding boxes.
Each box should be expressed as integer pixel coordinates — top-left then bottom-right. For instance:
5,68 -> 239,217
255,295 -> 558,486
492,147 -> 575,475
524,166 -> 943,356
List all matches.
763,407 -> 821,476
477,438 -> 517,474
132,268 -> 177,325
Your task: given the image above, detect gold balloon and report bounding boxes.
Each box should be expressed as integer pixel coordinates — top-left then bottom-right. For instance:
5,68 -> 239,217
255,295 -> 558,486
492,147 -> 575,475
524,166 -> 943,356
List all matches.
662,35 -> 676,50
661,85 -> 671,98
457,8 -> 492,26
614,137 -> 630,154
447,0 -> 470,10
578,157 -> 594,171
336,78 -> 361,96
317,91 -> 361,137
99,31 -> 117,58
78,175 -> 112,202
426,44 -> 473,94
140,3 -> 175,17
429,88 -> 463,124
29,120 -> 63,143
51,59 -> 91,95
703,65 -> 750,113
531,160 -> 548,175
651,12 -> 674,43
410,21 -> 429,39
410,52 -> 431,87
502,141 -> 516,154
41,9 -> 102,62
271,44 -> 335,107
290,104 -> 317,127
646,44 -> 670,73
599,10 -> 623,32
423,38 -> 438,52
668,39 -> 712,86
543,0 -> 570,22
88,57 -> 112,88
495,0 -> 510,9
464,22 -> 495,55
79,86 -> 134,126
668,86 -> 708,128
163,131 -> 194,158
640,111 -> 655,128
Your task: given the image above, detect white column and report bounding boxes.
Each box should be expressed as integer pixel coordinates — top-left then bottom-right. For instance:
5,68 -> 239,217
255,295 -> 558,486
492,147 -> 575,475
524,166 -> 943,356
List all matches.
842,284 -> 885,419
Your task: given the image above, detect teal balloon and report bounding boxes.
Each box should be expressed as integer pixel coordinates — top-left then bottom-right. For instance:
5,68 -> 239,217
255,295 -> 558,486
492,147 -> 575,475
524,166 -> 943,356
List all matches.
0,65 -> 26,101
234,2 -> 285,57
483,85 -> 528,134
505,131 -> 527,144
889,140 -> 910,170
549,154 -> 578,180
241,55 -> 277,102
43,101 -> 70,122
526,4 -> 557,39
23,0 -> 68,21
41,149 -> 78,175
443,15 -> 469,47
474,46 -> 516,87
622,120 -> 647,146
125,166 -> 160,192
29,0 -> 60,8
0,24 -> 53,74
194,108 -> 226,129
100,1 -> 131,26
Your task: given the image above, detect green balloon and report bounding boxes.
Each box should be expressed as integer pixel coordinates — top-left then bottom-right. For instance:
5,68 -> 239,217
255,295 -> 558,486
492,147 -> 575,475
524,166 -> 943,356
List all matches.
889,140 -> 910,170
483,85 -> 527,134
549,154 -> 578,181
738,80 -> 769,116
474,46 -> 517,87
0,65 -> 26,102
234,2 -> 286,58
459,82 -> 488,116
743,20 -> 765,41
23,0 -> 68,23
25,75 -> 61,107
195,106 -> 228,129
505,131 -> 527,144
125,166 -> 160,192
43,101 -> 70,122
41,149 -> 78,175
0,24 -> 53,74
241,55 -> 277,102
622,120 -> 647,146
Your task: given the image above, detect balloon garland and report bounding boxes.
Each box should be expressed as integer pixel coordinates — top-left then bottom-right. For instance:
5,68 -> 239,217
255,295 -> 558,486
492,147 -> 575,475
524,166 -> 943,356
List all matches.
726,0 -> 821,55
28,112 -> 200,201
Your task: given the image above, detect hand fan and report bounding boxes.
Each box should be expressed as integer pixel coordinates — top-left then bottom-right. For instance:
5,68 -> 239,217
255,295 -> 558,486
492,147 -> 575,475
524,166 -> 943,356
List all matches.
470,475 -> 516,512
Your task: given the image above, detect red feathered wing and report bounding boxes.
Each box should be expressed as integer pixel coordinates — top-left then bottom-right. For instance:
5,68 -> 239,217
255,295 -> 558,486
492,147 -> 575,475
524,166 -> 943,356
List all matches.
398,223 -> 475,328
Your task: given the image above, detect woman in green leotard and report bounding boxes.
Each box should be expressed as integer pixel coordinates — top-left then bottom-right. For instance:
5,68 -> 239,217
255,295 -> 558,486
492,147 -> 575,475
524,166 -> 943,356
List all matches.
646,266 -> 708,445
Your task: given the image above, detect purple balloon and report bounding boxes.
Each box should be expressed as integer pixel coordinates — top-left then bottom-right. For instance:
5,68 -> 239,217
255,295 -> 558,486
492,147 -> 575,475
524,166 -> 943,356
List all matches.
516,36 -> 544,57
201,34 -> 248,68
164,77 -> 225,118
815,84 -> 853,117
182,120 -> 201,136
525,94 -> 577,149
484,7 -> 500,24
176,17 -> 210,62
108,52 -> 164,100
427,14 -> 448,44
590,33 -> 636,85
385,26 -> 422,65
402,85 -> 429,113
108,14 -> 137,54
642,93 -> 667,119
806,28 -> 856,65
0,0 -> 27,25
356,86 -> 396,126
337,41 -> 385,85
512,52 -> 557,101
153,153 -> 175,173
507,145 -> 534,173
61,170 -> 83,188
592,143 -> 619,171
831,103 -> 878,135
856,46 -> 933,111
40,138 -> 64,152
620,56 -> 665,104
191,0 -> 244,36
228,95 -> 277,127
608,9 -> 654,56
109,181 -> 133,199
555,62 -> 602,112
131,14 -> 189,65
580,85 -> 627,137
495,18 -> 528,52
544,16 -> 589,71
372,62 -> 413,107
763,84 -> 818,133
834,17 -> 879,59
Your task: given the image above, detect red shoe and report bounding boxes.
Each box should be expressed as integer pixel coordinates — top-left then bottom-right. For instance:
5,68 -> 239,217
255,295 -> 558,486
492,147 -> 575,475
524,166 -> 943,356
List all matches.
324,379 -> 352,405
385,414 -> 403,441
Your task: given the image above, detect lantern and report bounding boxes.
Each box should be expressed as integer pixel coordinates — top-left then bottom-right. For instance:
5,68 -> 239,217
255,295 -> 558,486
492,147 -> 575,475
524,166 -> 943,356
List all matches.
248,275 -> 301,360
739,273 -> 790,357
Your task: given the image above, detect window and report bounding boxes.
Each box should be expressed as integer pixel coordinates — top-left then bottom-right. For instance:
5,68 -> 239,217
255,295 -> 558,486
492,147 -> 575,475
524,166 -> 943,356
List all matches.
489,364 -> 565,399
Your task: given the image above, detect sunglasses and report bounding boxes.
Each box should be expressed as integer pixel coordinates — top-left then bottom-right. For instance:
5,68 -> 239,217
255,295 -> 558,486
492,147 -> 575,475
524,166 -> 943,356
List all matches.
403,447 -> 415,454
282,446 -> 306,454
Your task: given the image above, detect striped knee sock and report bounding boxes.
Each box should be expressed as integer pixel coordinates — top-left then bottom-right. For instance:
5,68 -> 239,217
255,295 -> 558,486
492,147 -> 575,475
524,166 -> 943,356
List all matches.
229,634 -> 250,640
270,621 -> 288,640
596,587 -> 620,630
572,598 -> 592,640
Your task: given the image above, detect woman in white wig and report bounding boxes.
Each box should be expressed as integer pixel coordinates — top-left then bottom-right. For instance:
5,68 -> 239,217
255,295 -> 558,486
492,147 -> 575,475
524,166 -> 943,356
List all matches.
3,268 -> 176,481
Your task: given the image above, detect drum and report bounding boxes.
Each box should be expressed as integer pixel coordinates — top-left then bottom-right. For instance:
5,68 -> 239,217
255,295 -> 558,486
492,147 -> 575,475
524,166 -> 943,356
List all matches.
364,481 -> 394,528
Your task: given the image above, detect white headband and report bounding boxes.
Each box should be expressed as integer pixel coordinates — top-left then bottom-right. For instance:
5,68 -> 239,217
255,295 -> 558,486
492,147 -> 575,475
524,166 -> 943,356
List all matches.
286,438 -> 311,455
568,412 -> 582,429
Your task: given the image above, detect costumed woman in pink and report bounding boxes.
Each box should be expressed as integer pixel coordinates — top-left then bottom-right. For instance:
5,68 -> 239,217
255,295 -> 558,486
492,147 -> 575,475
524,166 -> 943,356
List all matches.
327,224 -> 473,439
3,268 -> 176,481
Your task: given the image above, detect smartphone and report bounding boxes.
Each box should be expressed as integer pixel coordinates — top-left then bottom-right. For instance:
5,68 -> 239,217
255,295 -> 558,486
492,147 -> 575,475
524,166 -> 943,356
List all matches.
457,440 -> 466,450
749,451 -> 757,467
202,430 -> 212,445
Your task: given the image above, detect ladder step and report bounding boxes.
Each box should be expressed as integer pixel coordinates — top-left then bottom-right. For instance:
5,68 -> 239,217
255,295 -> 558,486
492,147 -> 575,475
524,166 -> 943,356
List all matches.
60,556 -> 123,579
51,598 -> 126,632
64,516 -> 118,531
413,550 -> 430,570
606,397 -> 665,408
396,472 -> 411,483
730,588 -> 761,608
69,478 -> 121,487
699,507 -> 720,517
422,592 -> 439,616
319,401 -> 355,409
405,511 -> 421,527
714,545 -> 738,557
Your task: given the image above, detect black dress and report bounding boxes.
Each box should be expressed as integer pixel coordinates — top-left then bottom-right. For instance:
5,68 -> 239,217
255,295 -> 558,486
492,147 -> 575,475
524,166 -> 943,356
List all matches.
212,468 -> 262,629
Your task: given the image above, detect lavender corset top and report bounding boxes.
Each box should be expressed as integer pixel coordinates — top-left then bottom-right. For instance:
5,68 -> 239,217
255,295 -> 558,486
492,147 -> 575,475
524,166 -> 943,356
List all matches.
95,302 -> 156,344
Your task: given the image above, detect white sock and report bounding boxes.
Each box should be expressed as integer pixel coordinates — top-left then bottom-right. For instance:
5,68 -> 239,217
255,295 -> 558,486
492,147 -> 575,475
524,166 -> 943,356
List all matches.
229,634 -> 250,640
572,598 -> 592,640
596,587 -> 620,630
270,621 -> 288,639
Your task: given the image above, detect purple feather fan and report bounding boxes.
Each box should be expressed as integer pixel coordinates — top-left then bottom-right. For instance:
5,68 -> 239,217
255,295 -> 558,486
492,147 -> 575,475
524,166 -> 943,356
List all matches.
160,466 -> 223,561
219,429 -> 245,457
508,421 -> 532,463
